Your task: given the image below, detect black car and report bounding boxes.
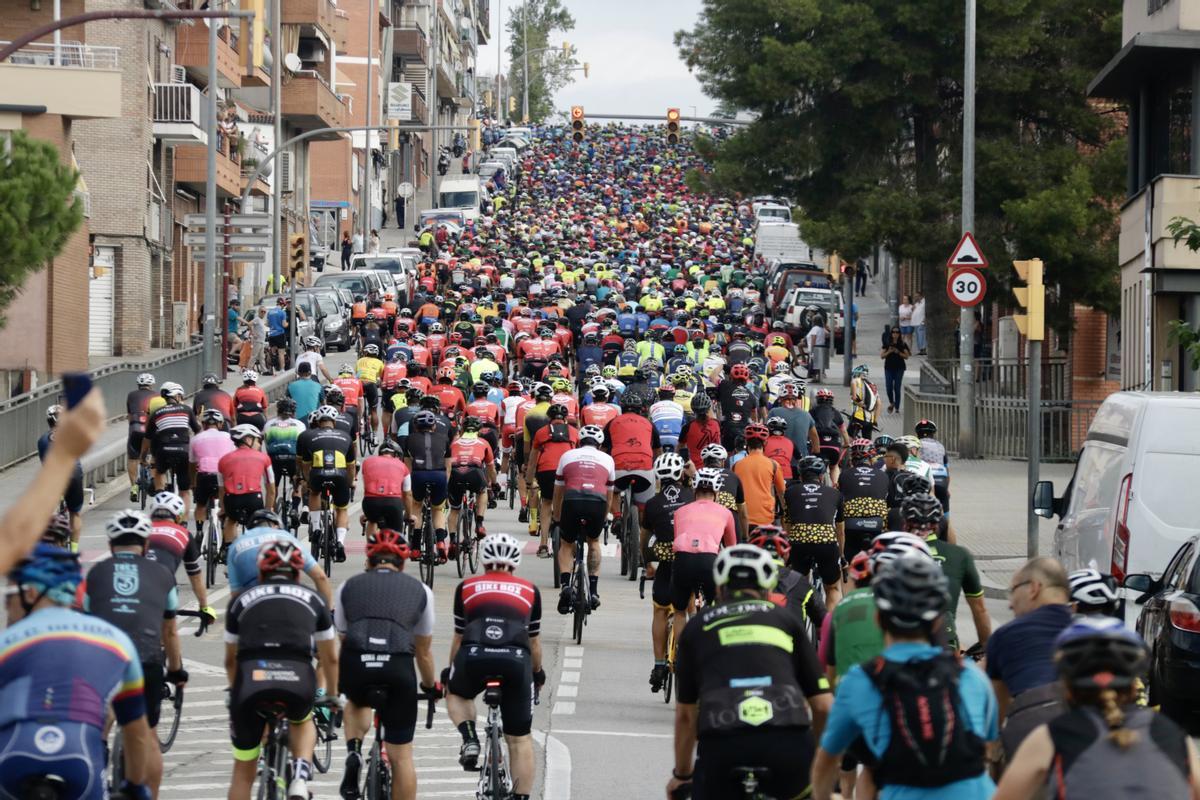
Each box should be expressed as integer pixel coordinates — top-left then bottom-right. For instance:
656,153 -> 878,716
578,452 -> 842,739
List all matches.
1125,535 -> 1200,730
300,287 -> 353,352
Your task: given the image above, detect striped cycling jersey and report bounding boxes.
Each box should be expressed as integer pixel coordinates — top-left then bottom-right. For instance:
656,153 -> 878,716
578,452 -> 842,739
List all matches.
263,417 -> 306,457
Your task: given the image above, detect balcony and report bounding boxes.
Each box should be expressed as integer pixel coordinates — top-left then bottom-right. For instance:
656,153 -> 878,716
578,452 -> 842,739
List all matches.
174,130 -> 243,198
281,0 -> 338,43
435,60 -> 456,99
281,71 -> 345,140
240,141 -> 272,196
0,41 -> 121,119
334,10 -> 350,53
410,89 -> 428,124
152,83 -> 208,144
474,0 -> 489,45
393,24 -> 428,64
176,21 -> 242,88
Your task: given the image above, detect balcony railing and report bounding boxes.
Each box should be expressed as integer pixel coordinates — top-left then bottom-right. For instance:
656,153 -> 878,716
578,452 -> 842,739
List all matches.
152,83 -> 206,126
0,40 -> 119,69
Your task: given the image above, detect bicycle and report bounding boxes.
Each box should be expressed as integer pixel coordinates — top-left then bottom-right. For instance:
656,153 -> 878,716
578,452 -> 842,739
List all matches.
360,414 -> 378,456
201,494 -> 221,589
312,698 -> 341,775
274,464 -> 301,533
351,687 -> 437,800
157,678 -> 185,752
563,511 -> 595,645
255,698 -> 339,800
617,483 -> 641,582
506,457 -> 518,510
476,679 -> 513,800
416,493 -> 437,589
456,490 -> 480,578
309,482 -> 335,577
136,462 -> 154,510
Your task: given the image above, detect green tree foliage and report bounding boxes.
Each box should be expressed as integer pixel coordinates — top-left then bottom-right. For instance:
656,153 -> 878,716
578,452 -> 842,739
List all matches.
1163,215 -> 1200,370
506,0 -> 577,122
0,131 -> 83,322
677,0 -> 1124,355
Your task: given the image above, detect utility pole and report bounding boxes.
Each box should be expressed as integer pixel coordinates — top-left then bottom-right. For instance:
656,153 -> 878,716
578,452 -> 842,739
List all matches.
496,0 -> 503,123
360,0 -> 374,245
843,263 -> 854,386
429,0 -> 439,209
271,0 -> 282,292
521,0 -> 529,122
203,17 -> 219,375
957,0 -> 978,457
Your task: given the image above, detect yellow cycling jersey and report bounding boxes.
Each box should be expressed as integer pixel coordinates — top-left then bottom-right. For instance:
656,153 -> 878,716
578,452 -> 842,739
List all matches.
356,357 -> 384,384
641,296 -> 664,312
147,396 -> 167,415
390,394 -> 408,411
308,449 -> 351,470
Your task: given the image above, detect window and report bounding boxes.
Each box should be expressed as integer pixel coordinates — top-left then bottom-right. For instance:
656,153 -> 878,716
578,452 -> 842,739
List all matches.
439,190 -> 478,208
1065,442 -> 1125,517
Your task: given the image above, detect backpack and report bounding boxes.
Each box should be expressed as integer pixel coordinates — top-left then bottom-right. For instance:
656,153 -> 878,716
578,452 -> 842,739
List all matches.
811,404 -> 842,443
864,653 -> 986,788
547,421 -> 573,444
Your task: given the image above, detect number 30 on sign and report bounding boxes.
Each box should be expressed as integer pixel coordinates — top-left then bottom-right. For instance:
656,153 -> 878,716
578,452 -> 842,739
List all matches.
947,267 -> 986,308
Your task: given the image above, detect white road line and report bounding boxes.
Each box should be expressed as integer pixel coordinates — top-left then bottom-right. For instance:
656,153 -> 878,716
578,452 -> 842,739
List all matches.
554,684 -> 578,697
563,657 -> 583,669
533,730 -> 572,800
559,671 -> 579,684
551,701 -> 575,715
564,646 -> 584,658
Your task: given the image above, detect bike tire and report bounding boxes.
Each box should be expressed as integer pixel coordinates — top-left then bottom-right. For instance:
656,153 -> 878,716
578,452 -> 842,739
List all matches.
573,564 -> 586,645
420,521 -> 435,589
365,748 -> 379,800
271,725 -> 289,800
157,683 -> 183,752
507,462 -> 517,509
109,730 -> 125,792
205,520 -> 218,589
456,512 -> 469,578
488,734 -> 504,800
322,507 -> 333,576
313,716 -> 332,774
617,503 -> 629,577
626,502 -> 641,581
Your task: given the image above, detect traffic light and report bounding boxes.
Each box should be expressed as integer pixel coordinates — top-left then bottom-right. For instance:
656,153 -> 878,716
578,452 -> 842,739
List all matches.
288,233 -> 306,277
583,62 -> 590,79
508,96 -> 517,115
1012,258 -> 1045,340
666,108 -> 681,145
571,105 -> 585,143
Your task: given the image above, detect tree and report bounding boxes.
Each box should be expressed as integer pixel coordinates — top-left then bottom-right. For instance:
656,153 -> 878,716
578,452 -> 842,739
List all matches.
0,131 -> 83,322
1163,215 -> 1200,371
506,0 -> 577,122
677,0 -> 1124,357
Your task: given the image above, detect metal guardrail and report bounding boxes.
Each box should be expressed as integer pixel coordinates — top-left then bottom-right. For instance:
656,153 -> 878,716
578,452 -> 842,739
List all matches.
902,386 -> 1100,461
152,82 -> 206,127
1,40 -> 120,69
923,357 -> 1070,400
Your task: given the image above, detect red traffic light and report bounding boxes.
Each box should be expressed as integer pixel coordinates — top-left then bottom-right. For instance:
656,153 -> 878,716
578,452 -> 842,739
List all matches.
667,108 -> 680,122
571,105 -> 584,121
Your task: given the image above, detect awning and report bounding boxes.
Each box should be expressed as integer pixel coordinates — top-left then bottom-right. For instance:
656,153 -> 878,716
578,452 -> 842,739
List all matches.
1089,30 -> 1200,98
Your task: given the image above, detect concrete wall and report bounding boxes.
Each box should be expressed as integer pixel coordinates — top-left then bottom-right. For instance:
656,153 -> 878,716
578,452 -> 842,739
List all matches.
1122,0 -> 1200,45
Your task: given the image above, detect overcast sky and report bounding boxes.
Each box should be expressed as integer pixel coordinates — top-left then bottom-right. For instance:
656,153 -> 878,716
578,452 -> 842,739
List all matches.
477,0 -> 714,119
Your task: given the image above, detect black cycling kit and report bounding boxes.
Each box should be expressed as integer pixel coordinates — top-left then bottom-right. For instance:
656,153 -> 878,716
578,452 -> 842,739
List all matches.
837,465 -> 891,557
641,482 -> 695,608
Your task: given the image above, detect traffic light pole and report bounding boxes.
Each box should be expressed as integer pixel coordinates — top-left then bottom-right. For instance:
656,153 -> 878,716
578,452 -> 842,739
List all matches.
1027,336 -> 1042,558
957,0 -> 978,458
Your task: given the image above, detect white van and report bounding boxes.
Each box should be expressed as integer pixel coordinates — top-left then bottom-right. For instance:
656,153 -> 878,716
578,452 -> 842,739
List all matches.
1034,392 -> 1200,614
436,176 -> 486,222
754,203 -> 792,225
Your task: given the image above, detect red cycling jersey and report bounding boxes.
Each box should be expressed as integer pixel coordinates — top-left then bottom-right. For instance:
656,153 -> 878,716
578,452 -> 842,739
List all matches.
581,402 -> 620,429
217,447 -> 273,495
409,344 -> 432,367
604,413 -> 656,471
380,362 -> 408,390
555,447 -> 616,498
550,393 -> 579,423
672,499 -> 737,554
450,436 -> 494,469
465,399 -> 501,428
333,377 -> 363,408
429,384 -> 467,417
531,422 -> 579,473
362,455 -> 411,497
234,385 -> 267,415
764,435 -> 795,479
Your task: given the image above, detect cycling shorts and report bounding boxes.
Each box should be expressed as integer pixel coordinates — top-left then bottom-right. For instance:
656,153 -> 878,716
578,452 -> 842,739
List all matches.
843,517 -> 885,559
613,469 -> 656,505
362,497 -> 407,530
338,650 -> 418,745
229,659 -> 315,760
501,424 -> 518,451
310,470 -> 352,509
513,437 -> 526,469
0,720 -> 106,800
64,472 -> 84,515
534,470 -> 558,502
381,388 -> 399,411
651,560 -> 674,608
692,728 -> 815,800
152,448 -> 192,491
410,470 -> 448,506
558,492 -> 608,544
671,551 -> 716,611
235,413 -> 267,432
194,472 -> 220,508
447,644 -> 534,737
270,455 -> 299,481
362,382 -> 380,410
141,662 -> 165,729
818,445 -> 842,469
126,430 -> 146,459
224,493 -> 265,526
448,467 -> 487,508
790,542 -> 841,586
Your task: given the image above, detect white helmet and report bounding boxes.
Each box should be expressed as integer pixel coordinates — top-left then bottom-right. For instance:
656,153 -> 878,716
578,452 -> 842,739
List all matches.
579,425 -> 604,445
149,491 -> 185,521
713,544 -> 778,591
230,424 -> 262,443
313,405 -> 341,423
700,443 -> 728,464
869,531 -> 933,570
136,373 -> 156,388
304,336 -> 322,349
479,533 -> 522,570
1068,568 -> 1120,609
161,382 -> 184,399
694,467 -> 725,493
654,452 -> 686,482
242,369 -> 260,383
106,509 -> 152,542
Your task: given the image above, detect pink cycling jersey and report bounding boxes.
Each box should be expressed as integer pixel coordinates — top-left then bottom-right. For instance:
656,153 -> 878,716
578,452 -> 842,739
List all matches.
672,499 -> 737,555
189,428 -> 236,474
555,447 -> 616,498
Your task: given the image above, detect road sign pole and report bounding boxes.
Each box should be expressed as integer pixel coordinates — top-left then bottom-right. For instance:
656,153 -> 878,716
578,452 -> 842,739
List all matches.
222,203 -> 232,370
1027,337 -> 1042,557
203,19 -> 219,376
843,266 -> 853,387
958,0 -> 977,457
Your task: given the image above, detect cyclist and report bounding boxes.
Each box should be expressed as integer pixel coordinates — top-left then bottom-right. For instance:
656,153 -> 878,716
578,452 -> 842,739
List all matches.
915,419 -> 951,512
715,362 -> 761,451
263,398 -> 306,519
336,529 -> 439,800
445,533 -> 545,800
839,438 -> 891,558
771,381 -> 820,456
668,544 -> 832,800
750,524 -> 825,631
465,381 -> 502,461
233,369 -> 268,431
217,424 -> 276,550
811,388 -> 849,483
898,434 -> 934,482
404,409 -> 452,562
581,381 -> 621,428
679,392 -> 722,469
448,416 -> 496,543
193,372 -> 235,426
38,405 -> 84,551
297,405 -> 358,563
649,384 -> 685,451
528,403 -> 579,557
763,415 -> 798,479
357,342 -> 386,442
296,336 -> 334,383
551,424 -> 615,614
380,351 -> 409,434
1,545 -> 157,800
141,382 -> 201,514
848,365 -> 880,439
225,510 -> 332,603
126,371 -> 157,500
670,467 -> 738,650
733,422 -> 786,530
80,510 -> 186,796
224,541 -> 339,800
1067,568 -> 1121,618
603,391 -> 661,529
784,455 -> 846,608
146,491 -> 216,628
361,440 -> 413,540
641,451 -> 694,692
189,408 -> 235,538
429,365 -> 468,421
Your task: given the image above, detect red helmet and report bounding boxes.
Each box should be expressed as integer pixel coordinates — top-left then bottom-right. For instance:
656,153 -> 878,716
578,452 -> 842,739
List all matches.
449,332 -> 464,344
744,423 -> 769,442
749,526 -> 791,563
816,387 -> 835,402
437,366 -> 456,381
257,541 -> 305,575
730,364 -> 751,381
367,529 -> 410,562
847,550 -> 872,582
657,384 -> 676,397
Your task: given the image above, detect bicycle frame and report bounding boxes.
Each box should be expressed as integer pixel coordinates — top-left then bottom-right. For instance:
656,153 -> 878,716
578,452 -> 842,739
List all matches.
477,681 -> 511,800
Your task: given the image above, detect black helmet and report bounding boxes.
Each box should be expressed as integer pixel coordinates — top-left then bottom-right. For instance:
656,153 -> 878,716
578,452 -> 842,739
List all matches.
874,434 -> 895,450
766,416 -> 787,434
915,419 -> 938,438
798,455 -> 827,479
414,411 -> 437,430
277,398 -> 297,415
1054,617 -> 1149,691
622,392 -> 645,413
901,493 -> 944,529
690,393 -> 712,414
547,403 -> 569,421
462,416 -> 483,433
873,553 -> 949,630
419,395 -> 442,411
202,373 -> 220,388
892,470 -> 933,498
472,381 -> 490,397
249,509 -> 283,528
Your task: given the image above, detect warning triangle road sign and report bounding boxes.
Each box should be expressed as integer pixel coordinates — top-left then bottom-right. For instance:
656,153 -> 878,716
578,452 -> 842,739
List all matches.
947,232 -> 988,269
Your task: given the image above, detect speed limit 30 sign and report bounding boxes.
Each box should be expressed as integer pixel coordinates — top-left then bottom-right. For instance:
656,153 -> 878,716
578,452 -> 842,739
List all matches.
947,267 -> 986,307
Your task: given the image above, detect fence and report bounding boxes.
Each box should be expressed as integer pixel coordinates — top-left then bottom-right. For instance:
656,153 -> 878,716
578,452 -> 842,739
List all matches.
2,40 -> 121,69
902,386 -> 1101,461
152,82 -> 207,128
921,358 -> 1070,400
0,346 -> 206,471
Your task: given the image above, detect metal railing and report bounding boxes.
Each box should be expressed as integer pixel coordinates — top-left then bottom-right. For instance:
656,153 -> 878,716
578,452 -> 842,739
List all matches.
0,346 -> 206,471
1,40 -> 120,69
922,357 -> 1070,399
902,386 -> 1100,461
152,82 -> 206,127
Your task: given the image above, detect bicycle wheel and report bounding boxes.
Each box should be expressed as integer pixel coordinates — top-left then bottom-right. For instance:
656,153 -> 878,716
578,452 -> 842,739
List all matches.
572,561 -> 587,645
456,509 -> 469,578
507,462 -> 517,509
467,524 -> 479,574
321,506 -> 333,576
419,519 -> 435,588
625,500 -> 641,581
157,682 -> 183,752
313,714 -> 332,774
617,498 -> 629,577
109,729 -> 125,791
205,518 -> 219,588
488,732 -> 505,800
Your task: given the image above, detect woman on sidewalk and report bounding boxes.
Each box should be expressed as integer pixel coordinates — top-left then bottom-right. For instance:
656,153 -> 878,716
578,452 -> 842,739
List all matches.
881,327 -> 910,413
898,295 -> 914,349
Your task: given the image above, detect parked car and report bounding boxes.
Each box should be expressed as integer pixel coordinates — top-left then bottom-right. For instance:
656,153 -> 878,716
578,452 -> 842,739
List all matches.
779,285 -> 846,352
299,287 -> 352,352
767,264 -> 829,314
349,255 -> 414,306
1124,537 -> 1200,730
1034,391 -> 1200,627
312,269 -> 387,300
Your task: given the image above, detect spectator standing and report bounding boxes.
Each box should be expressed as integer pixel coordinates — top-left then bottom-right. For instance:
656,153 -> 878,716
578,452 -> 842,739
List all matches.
369,229 -> 380,255
394,194 -> 405,229
881,328 -> 910,413
898,294 -> 914,349
340,230 -> 353,269
913,293 -> 927,355
352,229 -> 364,254
854,256 -> 868,296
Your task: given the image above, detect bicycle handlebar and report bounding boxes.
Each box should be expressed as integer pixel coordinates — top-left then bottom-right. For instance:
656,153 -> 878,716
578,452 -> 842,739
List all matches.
176,608 -> 213,637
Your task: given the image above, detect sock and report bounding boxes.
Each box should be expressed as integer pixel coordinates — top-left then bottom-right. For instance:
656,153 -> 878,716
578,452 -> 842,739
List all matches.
336,527 -> 347,544
436,527 -> 447,542
291,758 -> 312,781
457,720 -> 477,744
655,659 -> 667,667
513,795 -> 530,800
589,575 -> 599,595
474,514 -> 485,527
346,738 -> 362,755
560,573 -> 571,588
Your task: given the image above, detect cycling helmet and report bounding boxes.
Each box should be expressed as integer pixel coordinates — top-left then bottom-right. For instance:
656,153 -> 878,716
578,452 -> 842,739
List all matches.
414,411 -> 437,430
657,384 -> 676,397
602,365 -> 618,378
744,423 -> 769,443
462,416 -> 483,433
849,438 -> 874,461
915,419 -> 938,438
690,393 -> 712,414
547,403 -> 569,421
748,526 -> 791,565
798,455 -> 827,479
874,434 -> 895,450
847,550 -> 873,583
430,322 -> 445,333
323,385 -> 344,405
230,424 -> 262,443
892,470 -> 933,498
257,540 -> 306,575
472,381 -> 490,397
437,366 -> 456,381
579,425 -> 604,446
105,509 -> 152,542
40,512 -> 73,547
694,467 -> 726,493
729,364 -> 751,381
479,532 -> 523,570
136,372 -> 156,388
277,398 -> 297,415
700,443 -> 728,464
534,382 -> 553,400
338,365 -> 354,377
313,405 -> 341,423
766,416 -> 788,434
713,544 -> 779,592
551,377 -> 571,393
654,452 -> 686,482
242,369 -> 259,383
1068,569 -> 1121,614
591,384 -> 610,400
901,493 -> 944,530
419,395 -> 442,411
781,381 -> 802,399
200,408 -> 225,425
873,553 -> 949,629
869,531 -> 934,569
898,434 -> 922,453
852,364 -> 870,377
249,509 -> 283,528
366,529 -> 410,563
379,440 -> 404,457
816,388 -> 834,403
46,404 -> 62,425
161,382 -> 185,400
1054,617 -> 1148,690
363,343 -> 380,357
622,392 -> 646,413
149,491 -> 186,521
202,373 -> 220,387
304,336 -> 322,349
8,543 -> 82,606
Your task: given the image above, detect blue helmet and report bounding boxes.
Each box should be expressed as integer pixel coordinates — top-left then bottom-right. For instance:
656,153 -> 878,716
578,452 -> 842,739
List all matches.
1054,617 -> 1148,690
9,544 -> 82,606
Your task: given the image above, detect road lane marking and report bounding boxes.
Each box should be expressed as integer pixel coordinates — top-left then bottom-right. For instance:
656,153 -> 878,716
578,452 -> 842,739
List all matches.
559,671 -> 579,683
554,684 -> 578,697
533,730 -> 572,800
551,728 -> 672,738
563,657 -> 583,669
552,700 -> 575,715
